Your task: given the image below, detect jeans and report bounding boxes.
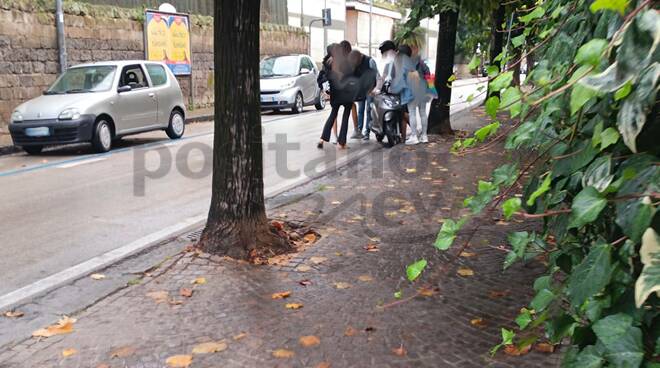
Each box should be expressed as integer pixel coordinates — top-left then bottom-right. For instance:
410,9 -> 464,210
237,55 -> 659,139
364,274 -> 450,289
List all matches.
357,96 -> 373,135
407,100 -> 428,137
321,103 -> 352,145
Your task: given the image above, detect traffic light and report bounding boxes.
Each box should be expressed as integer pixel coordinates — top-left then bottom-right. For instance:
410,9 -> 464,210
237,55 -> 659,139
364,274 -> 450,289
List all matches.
322,8 -> 332,27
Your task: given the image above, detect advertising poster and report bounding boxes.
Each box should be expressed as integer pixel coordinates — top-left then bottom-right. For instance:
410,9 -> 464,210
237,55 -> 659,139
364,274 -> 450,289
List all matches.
145,10 -> 192,75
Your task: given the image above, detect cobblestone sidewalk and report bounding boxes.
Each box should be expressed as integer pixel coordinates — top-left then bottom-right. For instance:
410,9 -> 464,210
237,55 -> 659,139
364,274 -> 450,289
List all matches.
1,108 -> 561,368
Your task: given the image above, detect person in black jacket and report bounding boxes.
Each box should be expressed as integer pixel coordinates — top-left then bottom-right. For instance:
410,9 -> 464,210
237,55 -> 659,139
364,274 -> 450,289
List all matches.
317,44 -> 354,149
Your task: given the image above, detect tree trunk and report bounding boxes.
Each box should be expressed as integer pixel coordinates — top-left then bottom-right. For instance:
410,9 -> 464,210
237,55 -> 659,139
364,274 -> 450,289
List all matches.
199,0 -> 291,259
489,2 -> 505,66
427,2 -> 460,135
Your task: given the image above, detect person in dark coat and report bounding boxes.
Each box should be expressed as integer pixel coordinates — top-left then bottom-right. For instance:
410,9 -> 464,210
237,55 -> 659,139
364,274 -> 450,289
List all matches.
318,44 -> 354,149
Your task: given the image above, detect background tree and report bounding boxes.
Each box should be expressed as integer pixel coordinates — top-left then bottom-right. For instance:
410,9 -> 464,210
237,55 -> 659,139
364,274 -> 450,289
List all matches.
199,0 -> 290,259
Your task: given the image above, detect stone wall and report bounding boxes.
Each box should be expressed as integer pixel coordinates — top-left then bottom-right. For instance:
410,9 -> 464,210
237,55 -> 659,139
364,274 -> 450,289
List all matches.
0,4 -> 308,147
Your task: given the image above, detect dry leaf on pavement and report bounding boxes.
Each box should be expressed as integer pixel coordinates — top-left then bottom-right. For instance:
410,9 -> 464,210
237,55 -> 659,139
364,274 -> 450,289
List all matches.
299,279 -> 312,286
4,310 -> 24,318
96,364 -> 111,368
364,244 -> 379,252
418,287 -> 437,297
470,318 -> 487,328
271,291 -> 292,299
192,341 -> 227,354
503,344 -> 531,356
180,288 -> 193,298
285,303 -> 303,310
309,256 -> 327,264
191,277 -> 206,285
62,348 -> 77,357
334,282 -> 351,289
296,265 -> 312,272
535,343 -> 555,353
457,267 -> 474,276
392,345 -> 407,356
299,335 -> 321,347
165,354 -> 193,367
459,251 -> 477,257
344,326 -> 358,336
90,273 -> 106,280
110,346 -> 136,359
32,316 -> 76,338
488,290 -> 510,299
405,168 -> 417,173
316,362 -> 331,368
357,275 -> 373,282
331,201 -> 341,205
233,332 -> 248,340
272,349 -> 295,358
146,291 -> 169,304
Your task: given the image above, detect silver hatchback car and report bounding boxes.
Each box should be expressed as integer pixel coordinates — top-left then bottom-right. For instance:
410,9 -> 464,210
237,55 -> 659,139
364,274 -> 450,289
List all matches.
9,60 -> 186,154
260,54 -> 325,113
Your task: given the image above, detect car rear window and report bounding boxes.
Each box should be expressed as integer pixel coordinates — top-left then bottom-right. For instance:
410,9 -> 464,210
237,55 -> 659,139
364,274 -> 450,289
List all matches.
146,64 -> 168,86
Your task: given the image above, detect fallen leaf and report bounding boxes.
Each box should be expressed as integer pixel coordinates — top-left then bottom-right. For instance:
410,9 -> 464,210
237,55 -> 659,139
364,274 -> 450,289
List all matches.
233,332 -> 248,340
192,341 -> 227,354
405,168 -> 417,173
146,291 -> 169,304
296,265 -> 312,272
168,298 -> 183,306
334,282 -> 351,289
271,291 -> 292,299
191,277 -> 206,285
180,288 -> 194,298
470,318 -> 487,328
457,267 -> 474,277
364,244 -> 379,252
272,349 -> 295,358
418,287 -> 437,297
344,326 -> 358,336
394,290 -> 402,299
352,215 -> 365,221
504,344 -> 531,356
535,343 -> 555,353
488,290 -> 510,299
32,316 -> 76,338
90,273 -> 106,280
331,201 -> 341,205
316,362 -> 331,368
299,279 -> 312,286
96,364 -> 111,368
459,251 -> 477,257
392,345 -> 407,356
165,354 -> 193,367
110,346 -> 136,359
3,310 -> 24,318
357,275 -> 373,282
272,220 -> 284,230
62,348 -> 77,357
309,256 -> 327,264
304,233 -> 318,243
299,335 -> 320,347
285,303 -> 304,310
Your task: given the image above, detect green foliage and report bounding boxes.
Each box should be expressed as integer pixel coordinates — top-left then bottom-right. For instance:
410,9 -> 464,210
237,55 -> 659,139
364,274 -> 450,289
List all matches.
406,259 -> 428,282
407,0 -> 660,364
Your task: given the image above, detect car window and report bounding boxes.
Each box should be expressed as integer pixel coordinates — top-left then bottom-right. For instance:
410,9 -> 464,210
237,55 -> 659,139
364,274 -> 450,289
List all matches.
47,66 -> 116,94
119,65 -> 148,89
301,57 -> 315,72
260,56 -> 299,77
146,64 -> 168,87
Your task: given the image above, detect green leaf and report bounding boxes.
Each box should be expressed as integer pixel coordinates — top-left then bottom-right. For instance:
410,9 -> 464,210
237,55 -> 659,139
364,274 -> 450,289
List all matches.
519,6 -> 545,23
574,39 -> 608,67
613,81 -> 632,100
617,63 -> 660,153
500,86 -> 521,109
433,218 -> 466,250
635,228 -> 660,308
394,290 -> 402,299
502,198 -> 522,220
448,74 -> 457,82
511,34 -> 526,48
562,345 -> 604,368
592,314 -> 644,368
568,187 -> 607,229
489,71 -> 514,92
599,128 -> 619,150
485,96 -> 500,118
526,173 -> 552,206
570,84 -> 599,115
467,55 -> 479,71
406,259 -> 427,282
492,163 -> 518,186
515,309 -> 533,330
486,65 -> 499,78
530,289 -> 555,312
590,0 -> 629,15
501,328 -> 515,345
474,122 -> 500,142
567,243 -> 613,307
582,156 -> 613,192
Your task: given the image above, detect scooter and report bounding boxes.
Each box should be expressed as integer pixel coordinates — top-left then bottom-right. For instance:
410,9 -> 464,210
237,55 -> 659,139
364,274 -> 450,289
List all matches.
370,82 -> 404,147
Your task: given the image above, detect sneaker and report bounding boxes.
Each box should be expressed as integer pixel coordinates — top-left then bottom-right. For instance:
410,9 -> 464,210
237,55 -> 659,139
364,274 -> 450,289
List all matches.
405,135 -> 419,145
362,134 -> 370,141
419,134 -> 429,143
330,134 -> 338,144
350,131 -> 363,139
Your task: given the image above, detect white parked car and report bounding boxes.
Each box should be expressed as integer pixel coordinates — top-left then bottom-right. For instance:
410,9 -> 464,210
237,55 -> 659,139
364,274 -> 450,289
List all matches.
9,60 -> 186,154
259,54 -> 325,113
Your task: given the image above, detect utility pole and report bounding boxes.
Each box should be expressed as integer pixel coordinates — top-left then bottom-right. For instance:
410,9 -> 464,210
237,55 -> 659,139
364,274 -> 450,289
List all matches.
368,0 -> 373,57
300,0 -> 303,28
56,0 -> 67,73
323,0 -> 328,51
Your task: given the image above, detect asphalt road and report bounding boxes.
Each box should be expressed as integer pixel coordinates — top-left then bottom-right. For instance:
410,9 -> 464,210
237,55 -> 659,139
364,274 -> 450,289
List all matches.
0,78 -> 487,300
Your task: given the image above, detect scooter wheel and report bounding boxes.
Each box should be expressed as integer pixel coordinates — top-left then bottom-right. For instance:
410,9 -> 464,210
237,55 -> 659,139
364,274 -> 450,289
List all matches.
376,134 -> 384,143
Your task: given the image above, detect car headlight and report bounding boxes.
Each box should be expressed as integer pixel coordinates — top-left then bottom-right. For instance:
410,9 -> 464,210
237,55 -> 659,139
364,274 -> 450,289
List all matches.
11,111 -> 23,123
58,108 -> 81,120
281,80 -> 295,89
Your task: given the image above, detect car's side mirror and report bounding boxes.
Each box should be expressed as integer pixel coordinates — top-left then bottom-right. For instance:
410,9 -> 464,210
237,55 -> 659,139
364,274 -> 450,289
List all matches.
117,85 -> 132,93
300,68 -> 311,75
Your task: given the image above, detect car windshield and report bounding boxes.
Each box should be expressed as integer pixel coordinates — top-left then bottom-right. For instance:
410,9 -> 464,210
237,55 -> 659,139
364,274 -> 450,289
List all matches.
260,56 -> 299,78
47,66 -> 117,94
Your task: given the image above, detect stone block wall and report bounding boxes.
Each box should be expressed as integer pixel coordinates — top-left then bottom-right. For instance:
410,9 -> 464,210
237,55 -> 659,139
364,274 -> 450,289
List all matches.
0,4 -> 308,147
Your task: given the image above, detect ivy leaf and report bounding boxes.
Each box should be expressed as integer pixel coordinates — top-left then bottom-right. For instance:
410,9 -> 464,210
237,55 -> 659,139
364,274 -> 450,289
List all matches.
526,173 -> 552,206
574,39 -> 608,67
592,314 -> 644,368
634,228 -> 660,308
570,84 -> 598,115
406,259 -> 427,282
467,55 -> 479,71
474,122 -> 500,142
489,71 -> 514,92
515,308 -> 532,330
613,81 -> 632,100
590,0 -> 629,16
511,34 -> 526,48
599,127 -> 619,150
617,63 -> 660,153
492,163 -> 518,186
519,6 -> 545,23
502,198 -> 522,220
567,243 -> 613,307
530,289 -> 555,312
485,96 -> 500,118
562,345 -> 604,368
486,65 -> 499,78
433,218 -> 465,250
569,187 -> 607,229
582,156 -> 613,192
500,87 -> 522,115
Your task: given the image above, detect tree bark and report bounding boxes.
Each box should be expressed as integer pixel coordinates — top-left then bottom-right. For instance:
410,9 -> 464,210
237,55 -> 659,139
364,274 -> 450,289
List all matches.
489,2 -> 505,66
199,0 -> 291,259
427,1 -> 460,135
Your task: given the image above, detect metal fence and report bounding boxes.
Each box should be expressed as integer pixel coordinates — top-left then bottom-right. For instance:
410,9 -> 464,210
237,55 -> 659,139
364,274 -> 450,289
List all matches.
79,0 -> 288,24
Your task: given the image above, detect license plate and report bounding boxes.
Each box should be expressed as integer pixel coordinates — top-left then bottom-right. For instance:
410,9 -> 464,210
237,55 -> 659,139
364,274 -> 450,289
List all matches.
25,127 -> 50,137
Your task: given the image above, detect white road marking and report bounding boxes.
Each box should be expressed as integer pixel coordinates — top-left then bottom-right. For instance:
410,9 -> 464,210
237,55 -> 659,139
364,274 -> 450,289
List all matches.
57,157 -> 107,169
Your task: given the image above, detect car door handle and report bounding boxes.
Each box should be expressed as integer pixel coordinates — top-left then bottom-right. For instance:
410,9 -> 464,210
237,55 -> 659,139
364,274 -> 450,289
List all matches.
148,93 -> 155,98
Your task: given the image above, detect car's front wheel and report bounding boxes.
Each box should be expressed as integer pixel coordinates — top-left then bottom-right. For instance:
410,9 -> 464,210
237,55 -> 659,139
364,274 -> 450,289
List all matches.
314,91 -> 326,110
292,93 -> 303,114
91,119 -> 113,153
23,145 -> 43,155
166,110 -> 185,139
